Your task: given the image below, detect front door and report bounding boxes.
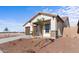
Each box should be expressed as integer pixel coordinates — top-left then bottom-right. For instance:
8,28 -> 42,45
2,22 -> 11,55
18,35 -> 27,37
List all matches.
34,26 -> 39,36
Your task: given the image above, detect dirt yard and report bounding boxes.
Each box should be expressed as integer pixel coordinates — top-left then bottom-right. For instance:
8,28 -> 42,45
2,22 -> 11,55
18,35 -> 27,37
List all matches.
0,26 -> 79,53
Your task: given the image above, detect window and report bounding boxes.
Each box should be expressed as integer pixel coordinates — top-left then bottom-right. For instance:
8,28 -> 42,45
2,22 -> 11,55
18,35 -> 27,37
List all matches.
45,24 -> 50,33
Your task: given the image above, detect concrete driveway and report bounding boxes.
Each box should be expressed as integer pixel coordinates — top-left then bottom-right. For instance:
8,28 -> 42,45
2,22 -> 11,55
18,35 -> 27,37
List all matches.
0,35 -> 32,44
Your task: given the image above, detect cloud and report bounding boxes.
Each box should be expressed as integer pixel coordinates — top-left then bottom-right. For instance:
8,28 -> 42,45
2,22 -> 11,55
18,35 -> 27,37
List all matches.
42,6 -> 79,26
0,19 -> 23,32
42,8 -> 53,13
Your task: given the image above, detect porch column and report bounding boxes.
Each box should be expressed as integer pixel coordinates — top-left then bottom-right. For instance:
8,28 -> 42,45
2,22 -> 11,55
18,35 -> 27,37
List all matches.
51,17 -> 57,39
30,23 -> 33,34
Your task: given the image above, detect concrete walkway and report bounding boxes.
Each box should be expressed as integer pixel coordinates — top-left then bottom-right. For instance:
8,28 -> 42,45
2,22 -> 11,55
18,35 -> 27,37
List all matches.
0,35 -> 32,44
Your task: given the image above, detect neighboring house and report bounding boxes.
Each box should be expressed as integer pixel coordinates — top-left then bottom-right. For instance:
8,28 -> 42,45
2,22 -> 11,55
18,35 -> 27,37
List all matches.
23,12 -> 70,39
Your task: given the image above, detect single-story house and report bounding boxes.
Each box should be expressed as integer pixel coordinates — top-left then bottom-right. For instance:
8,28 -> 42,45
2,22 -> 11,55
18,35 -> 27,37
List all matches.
23,12 -> 70,39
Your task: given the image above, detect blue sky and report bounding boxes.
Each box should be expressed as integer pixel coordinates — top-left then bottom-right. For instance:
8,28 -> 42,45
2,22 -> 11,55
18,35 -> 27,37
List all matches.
0,6 -> 78,32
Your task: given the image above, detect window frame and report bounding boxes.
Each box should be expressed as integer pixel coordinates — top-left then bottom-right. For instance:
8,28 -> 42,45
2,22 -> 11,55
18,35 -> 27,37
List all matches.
45,23 -> 50,33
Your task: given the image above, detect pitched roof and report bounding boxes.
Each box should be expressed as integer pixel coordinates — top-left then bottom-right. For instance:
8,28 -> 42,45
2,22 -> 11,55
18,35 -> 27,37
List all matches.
23,12 -> 64,26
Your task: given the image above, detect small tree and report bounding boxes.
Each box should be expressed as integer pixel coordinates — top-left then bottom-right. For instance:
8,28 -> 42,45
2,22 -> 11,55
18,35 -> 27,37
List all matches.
34,18 -> 44,38
4,27 -> 9,32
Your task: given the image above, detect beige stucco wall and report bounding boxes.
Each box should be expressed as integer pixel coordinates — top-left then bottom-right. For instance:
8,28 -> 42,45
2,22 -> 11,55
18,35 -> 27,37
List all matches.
50,17 -> 58,39
57,21 -> 64,36
23,22 -> 31,33
43,17 -> 57,38
51,17 -> 57,31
